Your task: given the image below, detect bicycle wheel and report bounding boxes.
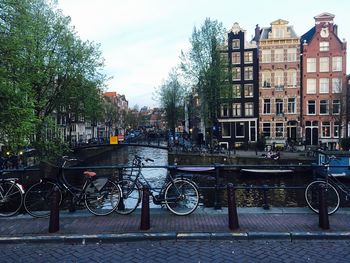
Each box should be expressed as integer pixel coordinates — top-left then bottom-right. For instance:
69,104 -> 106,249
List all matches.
85,179 -> 121,216
24,181 -> 62,218
0,181 -> 23,217
305,180 -> 340,215
116,178 -> 141,215
164,179 -> 199,216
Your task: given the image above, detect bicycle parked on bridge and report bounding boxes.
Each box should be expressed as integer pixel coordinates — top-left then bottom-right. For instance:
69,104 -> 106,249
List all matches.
304,155 -> 350,215
23,156 -> 122,218
0,158 -> 25,217
115,155 -> 200,216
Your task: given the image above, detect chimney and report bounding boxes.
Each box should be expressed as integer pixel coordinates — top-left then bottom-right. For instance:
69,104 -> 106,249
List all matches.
254,24 -> 261,42
333,24 -> 338,36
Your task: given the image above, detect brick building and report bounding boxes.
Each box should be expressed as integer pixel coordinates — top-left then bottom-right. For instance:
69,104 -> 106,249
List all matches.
301,13 -> 347,149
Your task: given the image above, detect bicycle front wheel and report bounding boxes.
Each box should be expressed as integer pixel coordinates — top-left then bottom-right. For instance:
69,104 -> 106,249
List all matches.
164,179 -> 199,216
24,181 -> 62,218
305,180 -> 340,215
85,179 -> 121,216
0,181 -> 23,217
116,178 -> 141,215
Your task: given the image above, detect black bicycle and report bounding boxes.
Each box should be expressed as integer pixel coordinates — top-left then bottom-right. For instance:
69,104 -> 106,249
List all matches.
24,156 -> 122,218
305,155 -> 350,215
116,155 -> 200,216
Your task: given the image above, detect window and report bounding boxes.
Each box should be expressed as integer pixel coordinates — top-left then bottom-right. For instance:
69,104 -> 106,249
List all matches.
263,99 -> 271,114
306,79 -> 316,94
221,104 -> 229,117
244,51 -> 253,64
319,78 -> 329,93
232,67 -> 241,80
262,71 -> 271,88
244,67 -> 253,80
287,48 -> 297,62
232,40 -> 240,49
334,122 -> 340,137
274,49 -> 284,62
320,100 -> 329,115
321,122 -> 330,137
307,100 -> 316,115
236,122 -> 245,138
276,98 -> 283,116
319,57 -> 329,72
274,28 -> 284,38
276,123 -> 284,137
222,123 -> 231,137
332,100 -> 340,114
332,56 -> 342,72
232,52 -> 240,64
244,84 -> 253,97
232,84 -> 241,98
287,69 -> 297,87
262,50 -> 271,63
320,42 -> 329,51
244,103 -> 253,116
287,98 -> 296,114
263,123 -> 271,137
232,103 -> 241,116
307,58 -> 316,72
332,78 -> 342,93
274,70 -> 284,89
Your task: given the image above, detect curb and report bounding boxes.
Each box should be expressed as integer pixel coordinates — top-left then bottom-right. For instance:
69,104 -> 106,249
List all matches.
1,231 -> 350,244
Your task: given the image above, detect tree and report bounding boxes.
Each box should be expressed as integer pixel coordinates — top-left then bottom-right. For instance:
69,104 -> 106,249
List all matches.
0,0 -> 107,156
155,68 -> 185,141
180,18 -> 227,146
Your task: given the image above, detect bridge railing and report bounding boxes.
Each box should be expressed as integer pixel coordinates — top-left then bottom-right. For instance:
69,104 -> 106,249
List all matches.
1,163 -> 320,209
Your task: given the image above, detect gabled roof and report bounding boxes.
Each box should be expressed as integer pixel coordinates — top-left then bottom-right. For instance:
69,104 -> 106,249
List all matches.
270,19 -> 289,25
300,26 -> 316,44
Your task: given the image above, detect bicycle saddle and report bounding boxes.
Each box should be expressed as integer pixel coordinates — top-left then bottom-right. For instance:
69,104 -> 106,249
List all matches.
83,171 -> 97,177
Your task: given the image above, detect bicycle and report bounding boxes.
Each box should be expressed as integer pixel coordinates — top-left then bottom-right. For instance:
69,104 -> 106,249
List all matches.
304,155 -> 350,215
116,155 -> 200,216
0,162 -> 24,217
23,156 -> 122,218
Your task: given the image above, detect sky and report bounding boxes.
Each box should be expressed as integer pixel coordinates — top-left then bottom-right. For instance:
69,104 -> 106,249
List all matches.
57,0 -> 350,108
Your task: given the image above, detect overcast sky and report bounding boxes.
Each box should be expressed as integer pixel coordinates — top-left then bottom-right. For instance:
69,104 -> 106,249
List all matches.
57,0 -> 350,108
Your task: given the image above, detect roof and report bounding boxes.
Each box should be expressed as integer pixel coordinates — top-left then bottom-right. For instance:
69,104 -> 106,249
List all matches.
300,26 -> 316,44
103,92 -> 117,97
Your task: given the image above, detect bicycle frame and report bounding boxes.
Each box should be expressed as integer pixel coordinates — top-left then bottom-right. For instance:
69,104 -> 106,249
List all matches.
124,158 -> 186,204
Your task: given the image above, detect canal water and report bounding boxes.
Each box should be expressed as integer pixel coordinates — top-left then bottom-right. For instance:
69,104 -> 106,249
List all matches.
78,146 -> 321,209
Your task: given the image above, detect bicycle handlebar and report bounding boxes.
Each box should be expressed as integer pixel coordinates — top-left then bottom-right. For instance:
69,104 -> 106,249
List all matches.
134,155 -> 154,163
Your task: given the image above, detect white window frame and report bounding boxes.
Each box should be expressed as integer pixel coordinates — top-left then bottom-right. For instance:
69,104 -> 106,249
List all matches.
319,78 -> 329,93
307,58 -> 316,73
320,42 -> 329,51
307,100 -> 316,115
306,79 -> 316,94
319,57 -> 329,72
332,56 -> 342,72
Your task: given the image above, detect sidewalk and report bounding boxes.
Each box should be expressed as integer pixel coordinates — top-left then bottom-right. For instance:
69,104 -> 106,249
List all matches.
0,207 -> 349,244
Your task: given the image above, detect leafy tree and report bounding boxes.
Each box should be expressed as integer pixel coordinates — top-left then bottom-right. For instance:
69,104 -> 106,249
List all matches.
155,68 -> 185,141
0,0 -> 106,156
180,18 -> 227,146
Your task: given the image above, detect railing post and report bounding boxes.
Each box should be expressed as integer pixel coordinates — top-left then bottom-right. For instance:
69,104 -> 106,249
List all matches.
214,164 -> 222,210
318,184 -> 330,229
49,186 -> 60,233
262,184 -> 270,210
140,185 -> 150,230
227,183 -> 239,230
117,168 -> 125,211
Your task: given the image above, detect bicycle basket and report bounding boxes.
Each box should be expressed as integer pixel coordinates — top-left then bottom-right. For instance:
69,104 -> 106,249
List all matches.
39,161 -> 60,180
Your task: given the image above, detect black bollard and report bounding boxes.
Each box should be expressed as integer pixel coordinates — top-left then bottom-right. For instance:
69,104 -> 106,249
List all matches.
318,184 -> 330,229
49,186 -> 60,233
140,185 -> 150,230
227,183 -> 239,230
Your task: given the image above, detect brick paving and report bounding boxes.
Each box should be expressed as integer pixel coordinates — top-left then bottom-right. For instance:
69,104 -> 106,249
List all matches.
0,207 -> 349,239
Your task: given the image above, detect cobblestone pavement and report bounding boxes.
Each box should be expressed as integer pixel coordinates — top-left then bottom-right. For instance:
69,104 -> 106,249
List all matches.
1,240 -> 350,262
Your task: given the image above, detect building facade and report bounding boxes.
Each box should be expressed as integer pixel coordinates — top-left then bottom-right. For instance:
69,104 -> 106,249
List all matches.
301,13 -> 347,149
218,23 -> 259,149
257,19 -> 301,147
